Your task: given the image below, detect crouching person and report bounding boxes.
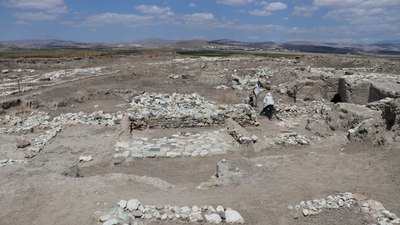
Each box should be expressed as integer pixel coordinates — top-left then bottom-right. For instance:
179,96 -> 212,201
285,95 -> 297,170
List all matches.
260,92 -> 274,120
243,93 -> 255,107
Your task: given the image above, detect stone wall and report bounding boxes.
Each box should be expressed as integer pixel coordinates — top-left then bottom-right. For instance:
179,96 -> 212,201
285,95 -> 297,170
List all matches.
326,103 -> 381,131
338,78 -> 371,105
331,98 -> 400,145
289,192 -> 399,225
128,92 -> 257,129
0,98 -> 21,110
369,81 -> 400,103
337,76 -> 400,105
225,118 -> 258,145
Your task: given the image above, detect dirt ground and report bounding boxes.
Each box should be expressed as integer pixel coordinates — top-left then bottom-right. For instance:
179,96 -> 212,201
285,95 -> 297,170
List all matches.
0,53 -> 399,225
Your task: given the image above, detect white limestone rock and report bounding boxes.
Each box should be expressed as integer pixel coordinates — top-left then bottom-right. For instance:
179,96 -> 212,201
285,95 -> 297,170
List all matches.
117,200 -> 127,209
205,213 -> 222,224
225,208 -> 244,224
79,155 -> 93,162
216,205 -> 225,213
180,206 -> 191,215
103,218 -> 118,225
127,199 -> 141,211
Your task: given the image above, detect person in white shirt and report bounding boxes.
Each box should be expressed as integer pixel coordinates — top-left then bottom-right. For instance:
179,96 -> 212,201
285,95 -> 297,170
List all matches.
253,80 -> 262,107
260,92 -> 274,120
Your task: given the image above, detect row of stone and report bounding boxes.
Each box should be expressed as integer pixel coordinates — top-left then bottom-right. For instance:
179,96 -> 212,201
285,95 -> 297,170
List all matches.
227,128 -> 258,146
25,125 -> 63,157
114,129 -> 234,162
0,111 -> 123,135
60,111 -> 123,126
100,198 -> 244,225
0,111 -> 51,134
0,111 -> 123,160
0,159 -> 27,167
290,192 -> 399,225
0,67 -> 119,97
2,69 -> 35,73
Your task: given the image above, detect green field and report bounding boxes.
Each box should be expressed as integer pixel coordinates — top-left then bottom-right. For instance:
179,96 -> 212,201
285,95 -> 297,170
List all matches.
176,49 -> 303,59
0,49 -> 176,58
0,48 -> 305,59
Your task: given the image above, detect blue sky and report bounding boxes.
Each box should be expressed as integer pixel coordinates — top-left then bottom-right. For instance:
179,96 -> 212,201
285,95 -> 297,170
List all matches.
1,0 -> 399,43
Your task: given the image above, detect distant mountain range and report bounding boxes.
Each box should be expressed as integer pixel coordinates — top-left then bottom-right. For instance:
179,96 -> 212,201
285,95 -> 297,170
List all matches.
1,38 -> 399,56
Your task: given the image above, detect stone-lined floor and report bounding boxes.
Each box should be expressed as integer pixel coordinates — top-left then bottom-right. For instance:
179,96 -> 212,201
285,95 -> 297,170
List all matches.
114,129 -> 236,162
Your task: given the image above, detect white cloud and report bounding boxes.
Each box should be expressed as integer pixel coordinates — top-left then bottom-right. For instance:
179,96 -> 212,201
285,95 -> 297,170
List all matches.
324,7 -> 399,26
249,1 -> 287,17
14,12 -> 57,20
185,12 -> 214,21
189,3 -> 197,8
5,0 -> 65,10
290,0 -> 400,42
265,2 -> 287,11
313,0 -> 399,10
294,0 -> 400,22
81,13 -> 153,27
5,0 -> 68,20
316,0 -> 400,27
15,20 -> 31,25
313,0 -> 366,8
216,0 -> 253,6
249,9 -> 271,16
135,5 -> 174,16
293,5 -> 319,17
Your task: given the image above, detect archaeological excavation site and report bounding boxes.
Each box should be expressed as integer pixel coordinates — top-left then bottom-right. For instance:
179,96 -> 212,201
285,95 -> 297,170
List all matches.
0,52 -> 399,225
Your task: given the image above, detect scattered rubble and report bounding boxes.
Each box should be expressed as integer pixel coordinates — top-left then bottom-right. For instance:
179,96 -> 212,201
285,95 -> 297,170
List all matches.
278,100 -> 330,118
99,198 -> 244,224
270,132 -> 310,146
231,66 -> 276,91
